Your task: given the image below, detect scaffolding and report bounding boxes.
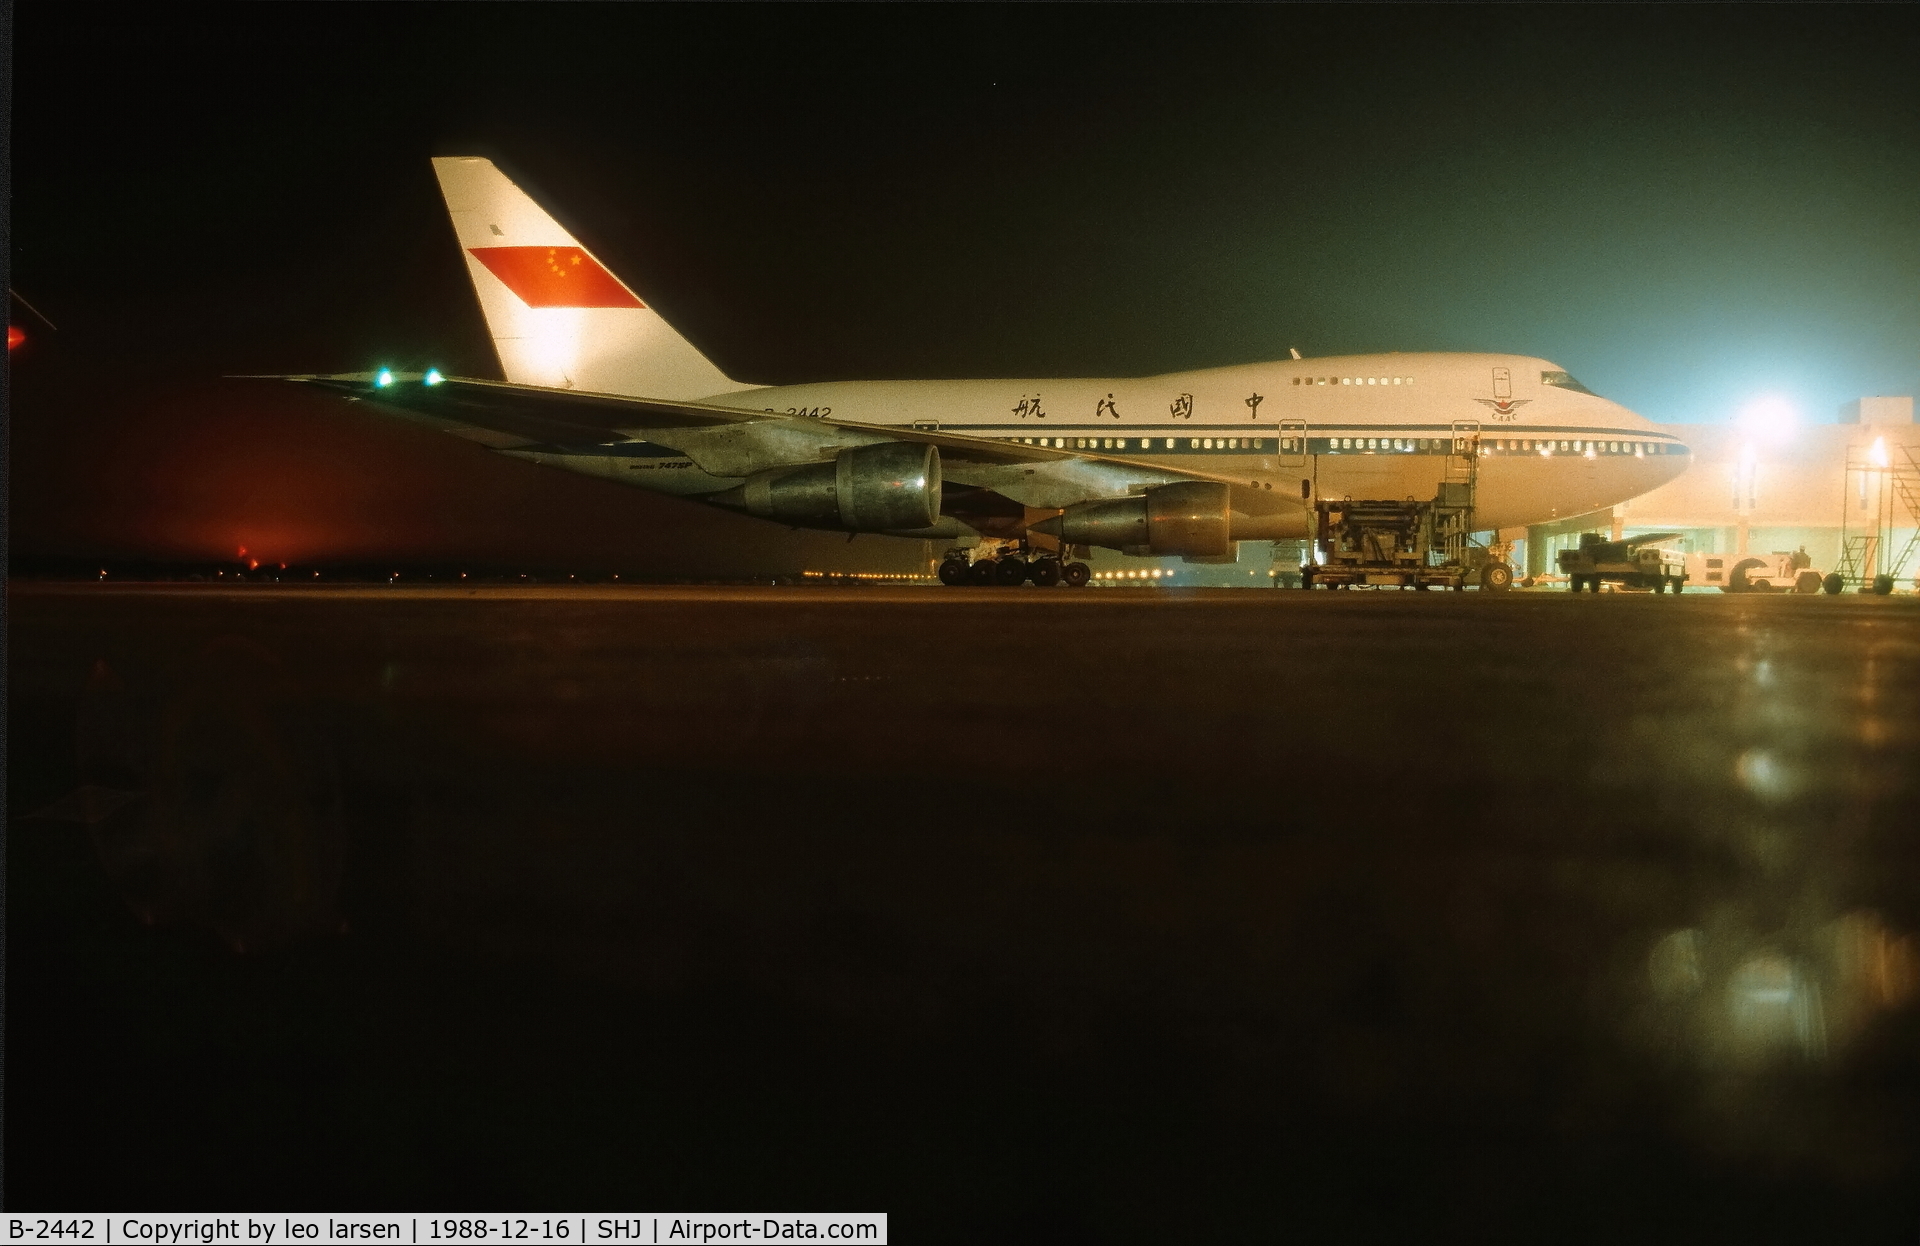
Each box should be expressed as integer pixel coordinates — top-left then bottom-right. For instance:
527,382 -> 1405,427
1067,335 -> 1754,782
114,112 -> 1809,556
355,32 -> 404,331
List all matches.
1835,437 -> 1920,592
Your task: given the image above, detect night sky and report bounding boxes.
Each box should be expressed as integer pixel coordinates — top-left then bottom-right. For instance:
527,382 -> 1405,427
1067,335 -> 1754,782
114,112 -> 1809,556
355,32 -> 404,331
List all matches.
9,4 -> 1918,571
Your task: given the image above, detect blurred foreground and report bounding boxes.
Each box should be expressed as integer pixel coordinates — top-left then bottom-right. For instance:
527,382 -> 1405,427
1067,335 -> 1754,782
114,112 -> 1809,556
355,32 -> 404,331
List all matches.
9,584 -> 1919,1241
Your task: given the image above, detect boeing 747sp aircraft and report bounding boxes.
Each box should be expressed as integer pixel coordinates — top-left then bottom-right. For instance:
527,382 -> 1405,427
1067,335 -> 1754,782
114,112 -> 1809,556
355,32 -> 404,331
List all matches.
277,157 -> 1689,585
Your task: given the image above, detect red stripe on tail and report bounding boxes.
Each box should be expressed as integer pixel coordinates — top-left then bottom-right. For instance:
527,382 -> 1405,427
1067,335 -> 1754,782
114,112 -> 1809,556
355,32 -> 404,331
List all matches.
468,246 -> 645,309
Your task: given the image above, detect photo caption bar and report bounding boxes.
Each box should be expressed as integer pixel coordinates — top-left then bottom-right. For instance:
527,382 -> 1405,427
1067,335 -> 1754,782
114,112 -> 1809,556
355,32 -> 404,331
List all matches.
7,1218 -> 886,1246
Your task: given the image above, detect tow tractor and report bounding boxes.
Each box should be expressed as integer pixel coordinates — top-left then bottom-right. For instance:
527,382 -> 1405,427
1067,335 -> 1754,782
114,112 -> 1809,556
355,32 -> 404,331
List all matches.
1558,531 -> 1688,593
1300,426 -> 1513,591
1686,549 -> 1824,594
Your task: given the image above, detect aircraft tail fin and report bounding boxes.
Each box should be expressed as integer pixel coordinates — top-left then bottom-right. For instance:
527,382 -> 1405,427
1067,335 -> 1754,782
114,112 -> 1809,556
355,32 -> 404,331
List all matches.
431,157 -> 741,400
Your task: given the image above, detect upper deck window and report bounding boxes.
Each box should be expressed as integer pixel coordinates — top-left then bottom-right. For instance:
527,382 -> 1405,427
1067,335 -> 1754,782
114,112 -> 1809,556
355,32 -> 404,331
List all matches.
1541,370 -> 1598,396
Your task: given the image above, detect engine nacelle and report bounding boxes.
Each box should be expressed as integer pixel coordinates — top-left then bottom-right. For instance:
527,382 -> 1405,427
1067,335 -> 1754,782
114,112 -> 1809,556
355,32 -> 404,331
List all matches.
733,441 -> 942,532
1043,481 -> 1233,557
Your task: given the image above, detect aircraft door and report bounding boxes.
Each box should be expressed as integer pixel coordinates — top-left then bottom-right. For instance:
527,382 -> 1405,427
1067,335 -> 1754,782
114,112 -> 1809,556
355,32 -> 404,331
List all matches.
1278,419 -> 1307,468
1492,367 -> 1512,400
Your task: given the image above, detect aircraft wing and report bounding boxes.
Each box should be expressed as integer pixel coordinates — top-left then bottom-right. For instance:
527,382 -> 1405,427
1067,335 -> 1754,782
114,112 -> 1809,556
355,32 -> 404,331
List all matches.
265,371 -> 756,449
261,372 -> 1305,517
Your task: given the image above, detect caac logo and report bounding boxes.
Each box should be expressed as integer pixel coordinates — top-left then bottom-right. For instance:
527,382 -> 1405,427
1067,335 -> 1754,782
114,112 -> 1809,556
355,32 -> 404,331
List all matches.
1472,397 -> 1531,422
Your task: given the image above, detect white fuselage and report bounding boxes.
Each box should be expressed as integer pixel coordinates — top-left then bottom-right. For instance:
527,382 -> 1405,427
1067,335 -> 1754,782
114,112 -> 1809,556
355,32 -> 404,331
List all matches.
703,352 -> 1687,531
509,352 -> 1689,535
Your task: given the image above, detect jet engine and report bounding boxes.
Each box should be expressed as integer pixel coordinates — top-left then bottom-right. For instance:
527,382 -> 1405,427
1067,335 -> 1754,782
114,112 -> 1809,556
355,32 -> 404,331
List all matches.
1035,481 -> 1233,557
727,441 -> 942,532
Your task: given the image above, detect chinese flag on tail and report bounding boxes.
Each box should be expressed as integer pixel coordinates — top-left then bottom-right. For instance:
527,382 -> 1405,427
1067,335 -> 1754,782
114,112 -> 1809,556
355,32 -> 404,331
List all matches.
467,246 -> 645,309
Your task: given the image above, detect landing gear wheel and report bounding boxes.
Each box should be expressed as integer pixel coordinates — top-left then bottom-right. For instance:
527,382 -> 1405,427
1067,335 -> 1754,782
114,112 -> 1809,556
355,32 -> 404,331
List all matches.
1480,563 -> 1513,592
1872,574 -> 1895,596
995,557 -> 1029,586
1062,561 -> 1092,588
1029,558 -> 1061,587
1822,572 -> 1844,595
967,559 -> 999,587
1794,570 -> 1823,594
938,559 -> 970,587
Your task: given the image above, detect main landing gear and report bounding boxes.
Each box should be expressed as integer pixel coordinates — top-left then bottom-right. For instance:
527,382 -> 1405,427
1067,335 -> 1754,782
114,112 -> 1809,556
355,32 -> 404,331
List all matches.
939,551 -> 1090,587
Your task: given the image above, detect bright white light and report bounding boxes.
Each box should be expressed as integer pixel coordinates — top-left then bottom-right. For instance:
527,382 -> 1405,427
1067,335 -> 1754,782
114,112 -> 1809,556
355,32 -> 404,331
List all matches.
375,368 -> 394,388
1737,395 -> 1797,444
1870,435 -> 1890,469
424,368 -> 445,386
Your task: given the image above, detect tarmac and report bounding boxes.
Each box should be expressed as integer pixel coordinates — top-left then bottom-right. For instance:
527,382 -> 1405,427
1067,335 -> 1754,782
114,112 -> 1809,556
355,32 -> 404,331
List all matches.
8,583 -> 1919,1240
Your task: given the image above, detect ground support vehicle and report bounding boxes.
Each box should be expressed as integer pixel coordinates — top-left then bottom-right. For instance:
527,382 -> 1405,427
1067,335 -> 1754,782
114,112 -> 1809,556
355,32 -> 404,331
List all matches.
1560,532 -> 1688,593
1300,479 -> 1511,591
1688,549 -> 1824,594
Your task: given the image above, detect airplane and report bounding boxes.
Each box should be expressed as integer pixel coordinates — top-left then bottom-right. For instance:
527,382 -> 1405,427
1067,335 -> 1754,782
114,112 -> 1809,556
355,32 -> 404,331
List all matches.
274,157 -> 1691,587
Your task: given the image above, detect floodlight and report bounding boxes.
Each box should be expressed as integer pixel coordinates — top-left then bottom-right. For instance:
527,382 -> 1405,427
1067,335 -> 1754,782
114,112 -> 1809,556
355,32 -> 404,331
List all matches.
1736,395 -> 1796,443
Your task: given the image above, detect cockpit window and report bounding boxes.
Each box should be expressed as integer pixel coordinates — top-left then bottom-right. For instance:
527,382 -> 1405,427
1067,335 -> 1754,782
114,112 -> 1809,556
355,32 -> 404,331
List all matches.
1541,370 -> 1598,396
